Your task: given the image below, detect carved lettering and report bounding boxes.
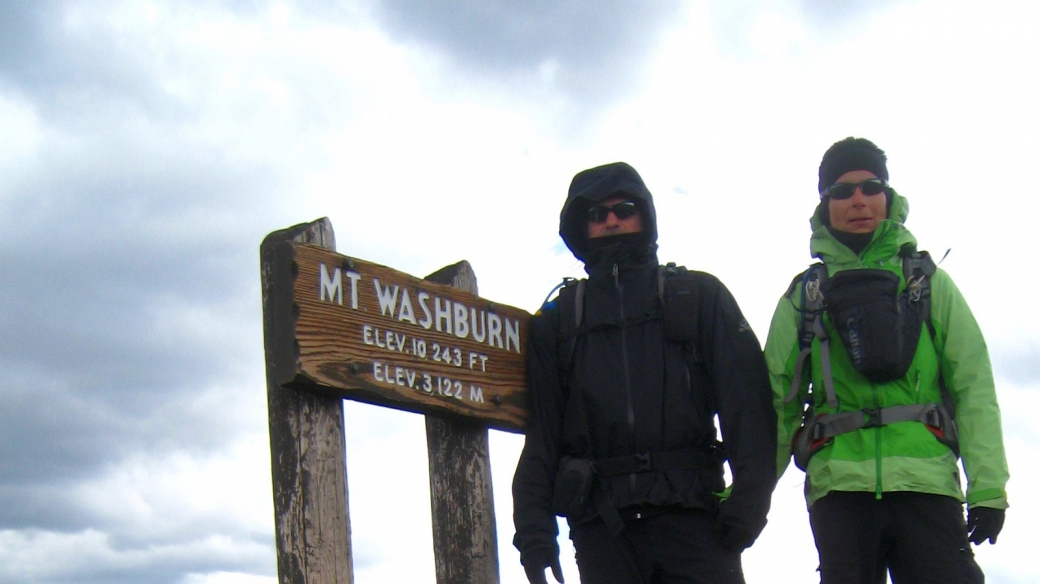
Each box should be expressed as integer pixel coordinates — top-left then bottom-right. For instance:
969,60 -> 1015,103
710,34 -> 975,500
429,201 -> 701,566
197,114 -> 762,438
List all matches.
373,278 -> 399,317
319,264 -> 342,305
487,313 -> 503,349
418,291 -> 433,330
453,302 -> 469,339
434,296 -> 452,333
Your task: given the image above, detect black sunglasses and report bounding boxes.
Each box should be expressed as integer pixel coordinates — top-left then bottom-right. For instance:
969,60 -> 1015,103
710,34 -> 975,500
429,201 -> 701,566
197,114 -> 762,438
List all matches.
821,178 -> 888,200
588,200 -> 639,223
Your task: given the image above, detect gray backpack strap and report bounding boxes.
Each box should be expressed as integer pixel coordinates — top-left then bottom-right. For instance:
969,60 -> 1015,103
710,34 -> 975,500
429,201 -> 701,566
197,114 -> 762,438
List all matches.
901,247 -> 960,438
813,315 -> 839,409
902,248 -> 940,337
793,403 -> 959,470
785,347 -> 812,404
800,264 -> 826,347
788,264 -> 834,406
808,403 -> 951,441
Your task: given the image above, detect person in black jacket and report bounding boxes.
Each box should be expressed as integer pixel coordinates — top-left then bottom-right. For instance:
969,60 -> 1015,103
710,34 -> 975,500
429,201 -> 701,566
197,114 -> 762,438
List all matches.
512,162 -> 777,584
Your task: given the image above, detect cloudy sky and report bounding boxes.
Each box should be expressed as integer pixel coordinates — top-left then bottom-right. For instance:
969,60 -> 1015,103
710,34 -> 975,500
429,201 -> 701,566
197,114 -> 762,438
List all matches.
1,0 -> 1038,582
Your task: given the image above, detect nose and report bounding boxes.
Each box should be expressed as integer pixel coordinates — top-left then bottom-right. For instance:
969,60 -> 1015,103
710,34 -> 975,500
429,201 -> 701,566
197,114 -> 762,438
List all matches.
593,209 -> 622,229
849,187 -> 869,205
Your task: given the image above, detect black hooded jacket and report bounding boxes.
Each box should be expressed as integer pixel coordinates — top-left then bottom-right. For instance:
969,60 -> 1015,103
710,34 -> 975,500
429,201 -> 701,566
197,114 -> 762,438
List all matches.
511,163 -> 777,564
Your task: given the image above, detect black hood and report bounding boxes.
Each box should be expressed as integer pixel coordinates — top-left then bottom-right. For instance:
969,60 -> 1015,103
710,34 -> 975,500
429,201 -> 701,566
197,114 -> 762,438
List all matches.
559,162 -> 659,262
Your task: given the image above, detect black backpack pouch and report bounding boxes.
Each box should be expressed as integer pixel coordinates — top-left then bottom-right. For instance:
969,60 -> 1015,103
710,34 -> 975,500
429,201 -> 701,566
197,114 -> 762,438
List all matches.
821,269 -> 923,383
662,272 -> 700,343
551,457 -> 596,518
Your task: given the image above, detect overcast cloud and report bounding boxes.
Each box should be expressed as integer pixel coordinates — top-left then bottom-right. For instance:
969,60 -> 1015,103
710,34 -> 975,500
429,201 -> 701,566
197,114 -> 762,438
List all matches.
1,1 -> 1038,583
0,2 -> 289,580
370,0 -> 685,107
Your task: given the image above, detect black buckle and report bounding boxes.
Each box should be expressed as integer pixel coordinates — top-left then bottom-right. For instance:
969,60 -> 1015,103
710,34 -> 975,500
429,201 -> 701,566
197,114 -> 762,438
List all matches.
810,422 -> 826,441
923,406 -> 942,430
632,453 -> 652,473
863,408 -> 883,428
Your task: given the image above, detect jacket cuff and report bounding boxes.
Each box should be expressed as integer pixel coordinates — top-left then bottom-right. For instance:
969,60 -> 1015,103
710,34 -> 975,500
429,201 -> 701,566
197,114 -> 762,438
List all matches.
967,487 -> 1007,506
967,490 -> 1008,510
967,487 -> 1007,507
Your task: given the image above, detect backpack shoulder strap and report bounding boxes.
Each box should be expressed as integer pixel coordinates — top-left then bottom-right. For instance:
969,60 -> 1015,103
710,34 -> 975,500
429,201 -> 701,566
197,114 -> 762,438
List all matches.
901,249 -> 937,278
659,262 -> 699,343
899,248 -> 959,419
785,263 -> 832,406
659,263 -> 721,444
798,263 -> 827,350
551,278 -> 584,383
901,248 -> 937,336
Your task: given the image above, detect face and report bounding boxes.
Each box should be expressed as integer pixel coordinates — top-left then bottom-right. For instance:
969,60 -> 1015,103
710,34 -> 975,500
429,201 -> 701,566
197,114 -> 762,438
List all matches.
827,170 -> 889,234
587,196 -> 644,239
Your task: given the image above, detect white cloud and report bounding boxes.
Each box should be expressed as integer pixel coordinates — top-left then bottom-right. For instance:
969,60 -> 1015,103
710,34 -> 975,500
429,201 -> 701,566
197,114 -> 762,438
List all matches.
182,572 -> 276,584
0,431 -> 278,582
2,0 -> 1038,582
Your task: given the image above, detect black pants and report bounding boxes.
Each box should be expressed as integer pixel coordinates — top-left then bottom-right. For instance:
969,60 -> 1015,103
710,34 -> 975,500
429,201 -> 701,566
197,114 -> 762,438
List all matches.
569,508 -> 743,584
810,491 -> 984,584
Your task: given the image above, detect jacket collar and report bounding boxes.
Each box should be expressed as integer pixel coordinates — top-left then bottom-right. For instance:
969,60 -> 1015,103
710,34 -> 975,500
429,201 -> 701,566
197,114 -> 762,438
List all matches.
809,188 -> 918,269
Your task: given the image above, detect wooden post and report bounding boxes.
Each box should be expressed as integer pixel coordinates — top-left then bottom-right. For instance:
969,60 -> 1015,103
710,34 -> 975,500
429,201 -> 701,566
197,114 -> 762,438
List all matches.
261,218 -> 353,584
262,217 -> 519,584
424,262 -> 501,584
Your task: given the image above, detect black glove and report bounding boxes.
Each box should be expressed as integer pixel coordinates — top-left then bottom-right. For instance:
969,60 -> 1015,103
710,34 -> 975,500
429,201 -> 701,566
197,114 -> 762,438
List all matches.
522,547 -> 564,584
967,506 -> 1005,545
715,520 -> 758,552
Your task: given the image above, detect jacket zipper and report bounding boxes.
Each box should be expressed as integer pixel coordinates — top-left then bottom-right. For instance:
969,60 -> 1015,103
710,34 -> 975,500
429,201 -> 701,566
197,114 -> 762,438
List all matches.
614,263 -> 638,491
848,254 -> 881,494
873,380 -> 883,499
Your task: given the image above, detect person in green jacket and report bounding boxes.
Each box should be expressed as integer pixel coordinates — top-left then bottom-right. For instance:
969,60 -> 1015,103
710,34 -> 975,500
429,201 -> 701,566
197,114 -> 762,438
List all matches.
765,137 -> 1009,583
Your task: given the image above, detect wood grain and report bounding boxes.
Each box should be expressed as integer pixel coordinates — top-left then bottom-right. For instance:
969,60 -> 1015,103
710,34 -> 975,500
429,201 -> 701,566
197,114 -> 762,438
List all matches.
262,218 -> 354,584
284,243 -> 531,432
425,261 -> 500,584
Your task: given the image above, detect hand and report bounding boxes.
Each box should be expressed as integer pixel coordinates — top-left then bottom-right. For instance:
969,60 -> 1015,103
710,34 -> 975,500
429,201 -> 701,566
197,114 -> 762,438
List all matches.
715,520 -> 758,552
967,506 -> 1005,545
523,547 -> 564,584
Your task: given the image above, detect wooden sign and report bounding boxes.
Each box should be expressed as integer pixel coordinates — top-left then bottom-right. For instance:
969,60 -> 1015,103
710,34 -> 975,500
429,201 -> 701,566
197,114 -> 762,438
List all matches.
264,241 -> 531,431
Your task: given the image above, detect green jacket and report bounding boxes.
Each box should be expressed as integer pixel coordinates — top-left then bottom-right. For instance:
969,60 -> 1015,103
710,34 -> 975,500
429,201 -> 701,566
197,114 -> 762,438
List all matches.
765,190 -> 1009,510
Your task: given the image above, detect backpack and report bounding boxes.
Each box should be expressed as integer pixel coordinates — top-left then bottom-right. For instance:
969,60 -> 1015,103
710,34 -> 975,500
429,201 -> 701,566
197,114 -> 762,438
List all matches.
541,263 -> 723,533
547,262 -> 701,374
785,248 -> 960,470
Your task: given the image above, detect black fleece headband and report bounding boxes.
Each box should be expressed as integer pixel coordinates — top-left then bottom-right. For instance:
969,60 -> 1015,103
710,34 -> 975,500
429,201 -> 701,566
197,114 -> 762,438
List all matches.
818,137 -> 889,193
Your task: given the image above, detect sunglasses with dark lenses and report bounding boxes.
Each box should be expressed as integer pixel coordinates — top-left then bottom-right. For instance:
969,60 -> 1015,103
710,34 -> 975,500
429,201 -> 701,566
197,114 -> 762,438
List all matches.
588,200 -> 639,223
822,178 -> 888,200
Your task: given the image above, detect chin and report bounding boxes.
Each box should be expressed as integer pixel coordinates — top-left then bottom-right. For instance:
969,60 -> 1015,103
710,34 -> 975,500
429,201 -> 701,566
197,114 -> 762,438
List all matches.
845,222 -> 877,233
